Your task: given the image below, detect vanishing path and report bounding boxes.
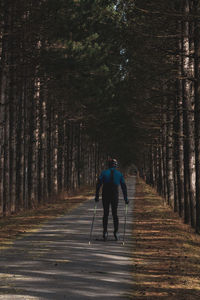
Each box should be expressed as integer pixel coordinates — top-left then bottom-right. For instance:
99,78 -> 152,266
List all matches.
0,176 -> 136,300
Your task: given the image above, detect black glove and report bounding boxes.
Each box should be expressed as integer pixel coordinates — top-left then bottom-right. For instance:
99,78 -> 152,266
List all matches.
125,199 -> 129,204
95,196 -> 99,202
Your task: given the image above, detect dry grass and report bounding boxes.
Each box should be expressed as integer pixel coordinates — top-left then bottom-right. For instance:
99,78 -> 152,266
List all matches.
0,186 -> 94,249
131,179 -> 200,299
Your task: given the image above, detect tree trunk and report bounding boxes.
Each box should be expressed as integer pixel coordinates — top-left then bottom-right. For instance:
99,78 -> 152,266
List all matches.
176,85 -> 185,217
194,0 -> 200,233
166,99 -> 174,208
182,0 -> 196,227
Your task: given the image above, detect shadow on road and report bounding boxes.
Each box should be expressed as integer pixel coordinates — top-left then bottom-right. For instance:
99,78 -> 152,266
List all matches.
0,177 -> 136,300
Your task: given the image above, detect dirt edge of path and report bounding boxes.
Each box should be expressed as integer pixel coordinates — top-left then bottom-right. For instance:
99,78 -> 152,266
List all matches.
131,178 -> 200,300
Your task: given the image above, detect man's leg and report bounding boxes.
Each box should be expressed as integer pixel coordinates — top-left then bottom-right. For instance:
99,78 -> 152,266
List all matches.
111,197 -> 119,235
102,197 -> 110,237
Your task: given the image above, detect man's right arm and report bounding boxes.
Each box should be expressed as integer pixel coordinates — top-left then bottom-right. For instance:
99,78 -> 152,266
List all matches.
95,172 -> 104,202
120,174 -> 129,204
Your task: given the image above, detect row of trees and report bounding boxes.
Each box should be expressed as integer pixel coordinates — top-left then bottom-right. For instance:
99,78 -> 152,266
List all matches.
0,0 -> 125,216
126,0 -> 200,232
3,0 -> 200,233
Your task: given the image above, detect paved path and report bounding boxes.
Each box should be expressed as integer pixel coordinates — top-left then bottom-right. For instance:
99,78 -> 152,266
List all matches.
0,176 -> 136,300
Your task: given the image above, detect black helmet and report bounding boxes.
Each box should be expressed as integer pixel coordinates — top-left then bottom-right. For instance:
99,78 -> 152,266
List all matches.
108,158 -> 118,168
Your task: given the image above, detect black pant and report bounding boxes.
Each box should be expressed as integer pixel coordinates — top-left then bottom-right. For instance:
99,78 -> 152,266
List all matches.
102,195 -> 119,233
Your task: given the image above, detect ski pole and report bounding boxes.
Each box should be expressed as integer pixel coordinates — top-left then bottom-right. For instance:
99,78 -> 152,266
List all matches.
122,203 -> 128,246
89,202 -> 97,245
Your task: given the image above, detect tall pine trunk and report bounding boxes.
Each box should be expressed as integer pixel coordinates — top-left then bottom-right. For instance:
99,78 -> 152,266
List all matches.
166,98 -> 174,207
194,0 -> 200,233
182,0 -> 196,227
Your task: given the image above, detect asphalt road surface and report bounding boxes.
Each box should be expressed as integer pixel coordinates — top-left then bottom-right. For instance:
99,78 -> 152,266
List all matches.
0,176 -> 136,300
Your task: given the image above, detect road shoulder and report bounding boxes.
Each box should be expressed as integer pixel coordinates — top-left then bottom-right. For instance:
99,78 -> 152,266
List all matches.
132,179 -> 200,299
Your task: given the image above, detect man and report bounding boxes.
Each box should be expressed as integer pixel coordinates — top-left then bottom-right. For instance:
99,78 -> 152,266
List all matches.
95,158 -> 129,241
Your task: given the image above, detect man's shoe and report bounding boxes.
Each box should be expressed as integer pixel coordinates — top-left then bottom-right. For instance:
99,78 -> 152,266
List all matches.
114,231 -> 120,241
103,231 -> 108,241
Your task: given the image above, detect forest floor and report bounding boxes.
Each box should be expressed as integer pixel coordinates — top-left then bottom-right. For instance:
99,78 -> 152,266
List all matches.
132,179 -> 200,299
0,186 -> 94,250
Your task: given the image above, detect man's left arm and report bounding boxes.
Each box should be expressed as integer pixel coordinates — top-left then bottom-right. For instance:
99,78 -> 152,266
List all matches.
120,175 -> 129,204
95,172 -> 104,202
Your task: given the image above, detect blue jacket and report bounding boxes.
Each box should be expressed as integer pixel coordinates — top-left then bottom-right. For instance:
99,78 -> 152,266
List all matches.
95,167 -> 128,202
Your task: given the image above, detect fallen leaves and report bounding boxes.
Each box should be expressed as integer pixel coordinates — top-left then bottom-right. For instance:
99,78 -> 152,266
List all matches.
131,179 -> 200,299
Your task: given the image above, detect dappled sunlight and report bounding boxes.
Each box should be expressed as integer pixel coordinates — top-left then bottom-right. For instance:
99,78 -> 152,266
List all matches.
94,253 -> 130,261
0,188 -> 94,249
0,177 -> 136,299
